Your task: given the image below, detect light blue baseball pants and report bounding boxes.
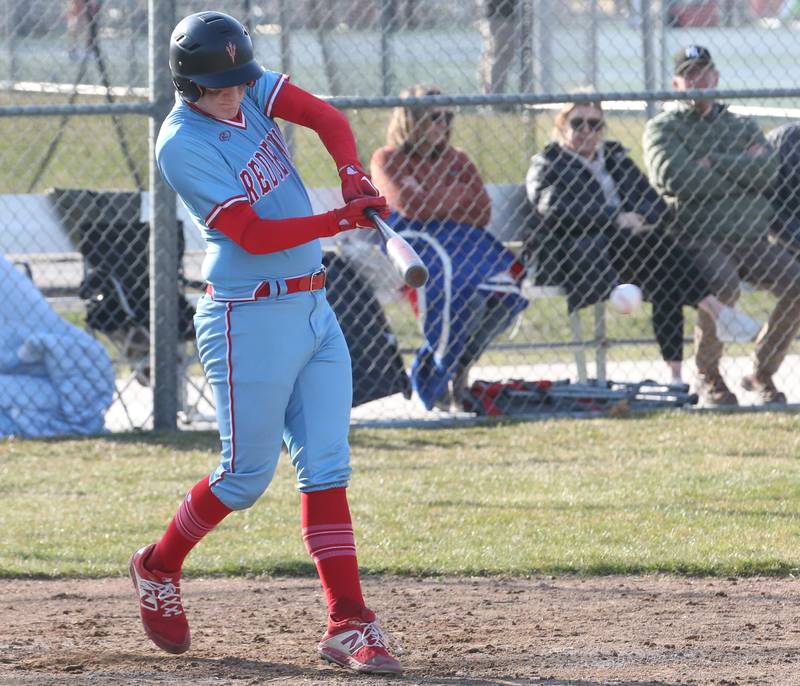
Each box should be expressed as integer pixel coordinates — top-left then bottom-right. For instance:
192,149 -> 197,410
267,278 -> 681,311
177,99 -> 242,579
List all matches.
193,288 -> 352,510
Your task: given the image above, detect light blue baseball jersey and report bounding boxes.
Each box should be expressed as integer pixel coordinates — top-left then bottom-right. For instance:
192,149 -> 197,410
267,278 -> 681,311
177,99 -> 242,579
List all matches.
156,72 -> 353,508
156,70 -> 321,298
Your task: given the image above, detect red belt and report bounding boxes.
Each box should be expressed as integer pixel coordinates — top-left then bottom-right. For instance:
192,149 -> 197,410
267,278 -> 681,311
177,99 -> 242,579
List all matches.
205,268 -> 326,300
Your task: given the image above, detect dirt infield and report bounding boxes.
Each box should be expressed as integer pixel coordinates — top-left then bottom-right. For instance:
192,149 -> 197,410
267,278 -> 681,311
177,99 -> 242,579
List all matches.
1,575 -> 798,686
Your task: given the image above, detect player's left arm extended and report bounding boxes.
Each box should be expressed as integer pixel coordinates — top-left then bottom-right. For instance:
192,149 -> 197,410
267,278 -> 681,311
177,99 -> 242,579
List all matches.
271,83 -> 380,202
272,82 -> 361,170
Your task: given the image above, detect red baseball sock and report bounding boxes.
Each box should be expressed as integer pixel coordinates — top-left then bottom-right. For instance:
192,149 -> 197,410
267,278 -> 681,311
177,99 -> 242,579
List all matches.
147,476 -> 233,573
301,487 -> 366,624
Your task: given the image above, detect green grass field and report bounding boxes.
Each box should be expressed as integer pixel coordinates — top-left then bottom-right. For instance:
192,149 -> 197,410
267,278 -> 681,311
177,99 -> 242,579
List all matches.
2,412 -> 798,579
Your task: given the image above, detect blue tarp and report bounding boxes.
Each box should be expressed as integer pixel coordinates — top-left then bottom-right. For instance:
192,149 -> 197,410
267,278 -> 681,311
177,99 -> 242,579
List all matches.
0,256 -> 114,438
390,217 -> 529,410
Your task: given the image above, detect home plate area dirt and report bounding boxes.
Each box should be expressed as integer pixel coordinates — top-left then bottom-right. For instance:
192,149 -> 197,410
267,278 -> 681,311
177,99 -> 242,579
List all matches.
1,575 -> 798,685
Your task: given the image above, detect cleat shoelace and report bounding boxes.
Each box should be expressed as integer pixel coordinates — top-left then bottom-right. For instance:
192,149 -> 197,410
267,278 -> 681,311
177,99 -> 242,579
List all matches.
360,621 -> 403,656
138,578 -> 184,617
361,621 -> 389,649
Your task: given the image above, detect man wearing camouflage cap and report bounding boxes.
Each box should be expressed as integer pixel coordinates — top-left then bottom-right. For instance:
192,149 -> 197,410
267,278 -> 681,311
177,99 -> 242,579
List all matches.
643,45 -> 800,406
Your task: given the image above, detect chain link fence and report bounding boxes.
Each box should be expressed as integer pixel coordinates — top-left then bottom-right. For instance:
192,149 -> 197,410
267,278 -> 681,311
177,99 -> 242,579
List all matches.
1,0 -> 800,434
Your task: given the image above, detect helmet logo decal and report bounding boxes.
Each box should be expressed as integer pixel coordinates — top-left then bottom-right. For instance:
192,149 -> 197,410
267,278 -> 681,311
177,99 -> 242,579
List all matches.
226,41 -> 237,63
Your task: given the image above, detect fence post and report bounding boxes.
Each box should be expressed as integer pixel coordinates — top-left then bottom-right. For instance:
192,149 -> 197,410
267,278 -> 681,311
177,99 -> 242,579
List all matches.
641,0 -> 656,119
3,0 -> 17,82
658,0 -> 669,90
379,0 -> 395,97
519,1 -> 536,164
534,0 -> 554,94
149,0 -> 178,431
242,0 -> 253,33
278,0 -> 294,155
127,3 -> 138,93
585,0 -> 599,90
519,0 -> 534,94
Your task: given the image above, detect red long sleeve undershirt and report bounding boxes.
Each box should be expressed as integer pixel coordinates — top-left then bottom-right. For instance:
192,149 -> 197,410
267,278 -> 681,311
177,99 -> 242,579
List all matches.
209,200 -> 339,254
208,82 -> 360,254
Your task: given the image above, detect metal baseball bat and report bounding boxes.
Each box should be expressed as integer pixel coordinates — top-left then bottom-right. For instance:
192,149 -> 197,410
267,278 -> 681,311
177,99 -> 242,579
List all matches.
365,208 -> 429,288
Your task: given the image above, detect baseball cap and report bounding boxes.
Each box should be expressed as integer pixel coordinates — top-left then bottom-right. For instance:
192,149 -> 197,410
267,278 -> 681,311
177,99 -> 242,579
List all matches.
673,45 -> 714,76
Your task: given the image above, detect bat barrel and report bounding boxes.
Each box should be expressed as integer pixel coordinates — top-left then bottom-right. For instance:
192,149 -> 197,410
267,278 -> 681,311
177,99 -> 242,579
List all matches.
365,208 -> 429,288
404,262 -> 429,289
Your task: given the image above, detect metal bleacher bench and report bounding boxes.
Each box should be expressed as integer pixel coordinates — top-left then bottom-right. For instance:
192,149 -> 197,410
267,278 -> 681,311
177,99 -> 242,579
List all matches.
3,185 -> 606,382
486,183 -> 607,383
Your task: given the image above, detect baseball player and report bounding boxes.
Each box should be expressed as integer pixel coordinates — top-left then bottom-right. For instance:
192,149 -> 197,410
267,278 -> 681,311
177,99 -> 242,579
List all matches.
128,11 -> 401,675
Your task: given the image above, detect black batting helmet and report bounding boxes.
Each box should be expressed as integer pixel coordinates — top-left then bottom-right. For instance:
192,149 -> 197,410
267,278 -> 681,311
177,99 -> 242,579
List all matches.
169,11 -> 264,102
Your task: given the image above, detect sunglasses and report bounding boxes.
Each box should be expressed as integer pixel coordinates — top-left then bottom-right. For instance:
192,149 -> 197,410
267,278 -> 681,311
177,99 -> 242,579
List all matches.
568,117 -> 605,132
428,110 -> 454,123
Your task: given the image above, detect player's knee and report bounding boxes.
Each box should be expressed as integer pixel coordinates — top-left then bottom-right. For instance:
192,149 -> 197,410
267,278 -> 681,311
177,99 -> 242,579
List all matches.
212,471 -> 274,510
299,478 -> 350,494
226,489 -> 265,510
296,463 -> 352,493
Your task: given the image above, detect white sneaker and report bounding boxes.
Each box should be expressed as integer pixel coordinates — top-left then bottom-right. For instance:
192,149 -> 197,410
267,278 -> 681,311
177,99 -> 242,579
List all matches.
714,306 -> 762,343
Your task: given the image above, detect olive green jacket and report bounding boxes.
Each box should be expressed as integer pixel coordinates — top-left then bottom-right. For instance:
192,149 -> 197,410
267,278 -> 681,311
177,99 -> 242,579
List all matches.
642,103 -> 778,242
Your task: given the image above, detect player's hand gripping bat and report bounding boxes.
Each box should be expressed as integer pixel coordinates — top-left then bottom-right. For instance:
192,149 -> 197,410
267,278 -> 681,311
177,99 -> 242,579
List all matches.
365,208 -> 429,288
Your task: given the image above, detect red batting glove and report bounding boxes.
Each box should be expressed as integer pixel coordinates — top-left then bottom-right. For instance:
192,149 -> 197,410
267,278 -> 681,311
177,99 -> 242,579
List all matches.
338,163 -> 381,202
326,196 -> 390,235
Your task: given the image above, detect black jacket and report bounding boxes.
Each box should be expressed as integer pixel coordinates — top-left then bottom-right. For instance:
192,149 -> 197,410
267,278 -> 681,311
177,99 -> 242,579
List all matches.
523,140 -> 672,312
525,140 -> 672,239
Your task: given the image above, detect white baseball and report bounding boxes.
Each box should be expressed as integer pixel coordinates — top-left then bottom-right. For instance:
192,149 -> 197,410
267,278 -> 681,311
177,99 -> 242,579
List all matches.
609,283 -> 642,315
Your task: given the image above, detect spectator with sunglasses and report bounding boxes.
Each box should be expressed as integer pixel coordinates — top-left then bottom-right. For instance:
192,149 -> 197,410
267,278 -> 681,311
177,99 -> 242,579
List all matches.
525,98 -> 761,388
370,84 -> 528,412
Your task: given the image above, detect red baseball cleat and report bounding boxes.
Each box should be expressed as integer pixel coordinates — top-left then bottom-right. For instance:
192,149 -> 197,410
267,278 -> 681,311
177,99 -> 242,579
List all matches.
318,612 -> 403,674
129,544 -> 191,654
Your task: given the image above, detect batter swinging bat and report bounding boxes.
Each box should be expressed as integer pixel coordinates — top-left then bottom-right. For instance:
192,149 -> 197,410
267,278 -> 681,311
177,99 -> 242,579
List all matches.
365,208 -> 429,288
